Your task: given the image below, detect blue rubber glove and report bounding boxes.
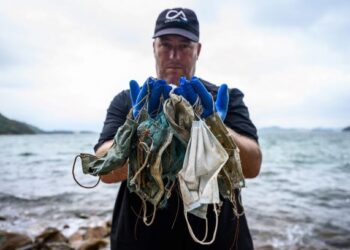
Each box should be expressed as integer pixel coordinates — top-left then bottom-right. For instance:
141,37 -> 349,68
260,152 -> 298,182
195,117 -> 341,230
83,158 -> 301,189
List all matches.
190,77 -> 214,118
129,77 -> 172,118
148,79 -> 171,117
190,77 -> 229,120
215,84 -> 229,121
129,80 -> 141,107
173,76 -> 198,105
130,78 -> 149,118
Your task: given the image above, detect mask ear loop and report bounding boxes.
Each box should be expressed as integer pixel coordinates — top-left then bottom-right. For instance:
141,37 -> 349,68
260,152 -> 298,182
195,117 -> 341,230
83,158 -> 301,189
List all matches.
192,97 -> 203,119
132,83 -> 152,122
131,86 -> 157,226
129,140 -> 152,186
230,191 -> 243,250
149,91 -> 163,118
193,103 -> 202,122
231,189 -> 245,217
142,202 -> 157,226
130,96 -> 156,189
135,191 -> 157,226
72,154 -> 100,189
148,129 -> 173,211
184,204 -> 219,245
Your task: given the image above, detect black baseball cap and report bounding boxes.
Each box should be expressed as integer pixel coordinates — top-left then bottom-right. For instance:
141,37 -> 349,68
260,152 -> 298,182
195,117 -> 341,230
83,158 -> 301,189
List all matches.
153,8 -> 200,42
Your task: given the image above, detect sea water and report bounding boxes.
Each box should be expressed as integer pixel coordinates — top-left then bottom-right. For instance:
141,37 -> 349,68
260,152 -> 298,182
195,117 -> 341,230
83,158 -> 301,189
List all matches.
0,130 -> 349,249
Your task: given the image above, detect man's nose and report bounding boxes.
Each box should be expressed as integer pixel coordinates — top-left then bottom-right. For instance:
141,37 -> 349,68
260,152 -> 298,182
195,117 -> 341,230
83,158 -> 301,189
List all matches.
169,47 -> 180,60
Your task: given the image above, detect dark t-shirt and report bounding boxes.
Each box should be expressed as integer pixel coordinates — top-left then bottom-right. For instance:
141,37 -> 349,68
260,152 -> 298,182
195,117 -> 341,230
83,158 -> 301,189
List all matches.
95,80 -> 258,250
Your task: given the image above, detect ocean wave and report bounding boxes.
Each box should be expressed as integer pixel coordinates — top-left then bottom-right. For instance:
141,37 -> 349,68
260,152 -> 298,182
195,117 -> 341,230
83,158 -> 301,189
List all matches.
314,222 -> 350,249
18,152 -> 36,157
312,187 -> 349,202
0,192 -> 84,204
337,162 -> 350,173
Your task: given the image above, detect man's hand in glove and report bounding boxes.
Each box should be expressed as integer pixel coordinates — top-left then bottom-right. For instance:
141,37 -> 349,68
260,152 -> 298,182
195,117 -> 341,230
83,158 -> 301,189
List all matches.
129,77 -> 171,118
173,76 -> 198,105
174,76 -> 229,121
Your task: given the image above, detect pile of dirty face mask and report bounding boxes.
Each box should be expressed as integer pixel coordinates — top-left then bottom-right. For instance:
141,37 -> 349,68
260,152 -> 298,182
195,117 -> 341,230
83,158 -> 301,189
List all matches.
73,93 -> 245,245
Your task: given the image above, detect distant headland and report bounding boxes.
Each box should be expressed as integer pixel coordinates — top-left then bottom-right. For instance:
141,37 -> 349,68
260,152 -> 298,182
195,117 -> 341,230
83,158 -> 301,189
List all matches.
1,112 -> 349,135
0,113 -> 94,135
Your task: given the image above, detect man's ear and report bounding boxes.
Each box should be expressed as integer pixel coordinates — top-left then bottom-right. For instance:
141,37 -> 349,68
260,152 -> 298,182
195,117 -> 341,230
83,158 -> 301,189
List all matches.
153,40 -> 156,57
196,42 -> 202,59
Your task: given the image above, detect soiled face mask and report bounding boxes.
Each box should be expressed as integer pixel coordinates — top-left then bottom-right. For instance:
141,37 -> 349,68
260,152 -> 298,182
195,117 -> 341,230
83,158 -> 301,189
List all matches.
162,93 -> 194,204
128,110 -> 176,225
163,93 -> 195,145
178,119 -> 228,245
73,110 -> 137,178
205,112 -> 245,204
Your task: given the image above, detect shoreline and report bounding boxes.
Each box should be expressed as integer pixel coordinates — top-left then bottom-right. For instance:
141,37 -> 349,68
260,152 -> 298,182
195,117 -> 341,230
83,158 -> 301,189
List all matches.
0,219 -> 112,250
1,216 -> 348,250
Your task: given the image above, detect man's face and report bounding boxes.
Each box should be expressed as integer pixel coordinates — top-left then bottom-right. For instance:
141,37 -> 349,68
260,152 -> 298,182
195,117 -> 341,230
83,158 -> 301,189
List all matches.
153,35 -> 201,85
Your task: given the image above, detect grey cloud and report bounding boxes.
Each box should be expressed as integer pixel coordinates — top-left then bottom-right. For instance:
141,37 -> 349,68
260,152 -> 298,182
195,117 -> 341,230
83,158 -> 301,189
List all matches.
240,0 -> 350,58
243,0 -> 349,28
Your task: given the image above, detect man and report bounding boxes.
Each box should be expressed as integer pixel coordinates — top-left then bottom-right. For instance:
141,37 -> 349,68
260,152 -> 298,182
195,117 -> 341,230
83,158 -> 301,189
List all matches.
94,7 -> 262,250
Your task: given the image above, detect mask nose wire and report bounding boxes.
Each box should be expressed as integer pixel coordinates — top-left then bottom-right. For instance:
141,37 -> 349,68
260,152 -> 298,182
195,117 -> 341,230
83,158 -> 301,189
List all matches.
169,83 -> 177,94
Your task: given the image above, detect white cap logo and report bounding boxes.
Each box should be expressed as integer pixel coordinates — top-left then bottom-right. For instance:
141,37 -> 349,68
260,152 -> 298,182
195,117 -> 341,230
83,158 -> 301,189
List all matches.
165,10 -> 187,21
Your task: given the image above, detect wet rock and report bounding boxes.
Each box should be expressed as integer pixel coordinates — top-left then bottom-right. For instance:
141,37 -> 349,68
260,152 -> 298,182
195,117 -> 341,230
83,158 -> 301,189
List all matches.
24,242 -> 74,250
69,225 -> 109,242
42,242 -> 74,250
68,229 -> 85,249
0,230 -> 32,250
15,244 -> 37,250
35,227 -> 68,244
86,226 -> 109,240
69,230 -> 84,242
78,239 -> 108,250
255,244 -> 275,250
75,213 -> 89,219
68,225 -> 110,249
105,220 -> 112,228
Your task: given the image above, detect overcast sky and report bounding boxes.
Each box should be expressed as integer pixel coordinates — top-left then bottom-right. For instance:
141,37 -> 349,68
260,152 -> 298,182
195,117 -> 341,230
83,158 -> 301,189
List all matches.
1,0 -> 349,131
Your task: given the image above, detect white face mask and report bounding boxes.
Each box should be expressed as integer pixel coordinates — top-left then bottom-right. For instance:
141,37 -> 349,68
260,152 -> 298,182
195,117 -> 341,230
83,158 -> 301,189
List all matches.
178,119 -> 229,244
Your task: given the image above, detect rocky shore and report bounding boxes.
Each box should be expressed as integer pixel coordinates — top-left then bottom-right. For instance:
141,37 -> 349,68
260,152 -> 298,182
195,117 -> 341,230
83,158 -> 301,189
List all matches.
0,221 -> 111,250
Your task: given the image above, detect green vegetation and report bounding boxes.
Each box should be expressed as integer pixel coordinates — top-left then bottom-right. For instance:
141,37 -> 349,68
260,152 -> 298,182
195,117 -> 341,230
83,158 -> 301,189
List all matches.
0,113 -> 96,135
0,113 -> 43,134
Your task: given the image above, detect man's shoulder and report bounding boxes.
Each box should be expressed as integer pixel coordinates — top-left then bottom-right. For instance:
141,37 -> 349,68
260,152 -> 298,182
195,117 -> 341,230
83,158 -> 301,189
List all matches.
112,89 -> 131,101
109,89 -> 132,108
199,78 -> 219,91
199,78 -> 244,97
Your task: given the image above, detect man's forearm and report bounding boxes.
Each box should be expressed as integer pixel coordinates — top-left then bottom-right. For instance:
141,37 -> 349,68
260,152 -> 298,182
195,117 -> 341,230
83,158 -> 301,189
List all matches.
95,140 -> 128,183
226,127 -> 262,178
95,127 -> 262,182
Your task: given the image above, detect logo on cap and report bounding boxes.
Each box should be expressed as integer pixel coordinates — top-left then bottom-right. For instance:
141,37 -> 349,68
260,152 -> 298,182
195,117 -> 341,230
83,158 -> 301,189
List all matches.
165,9 -> 188,22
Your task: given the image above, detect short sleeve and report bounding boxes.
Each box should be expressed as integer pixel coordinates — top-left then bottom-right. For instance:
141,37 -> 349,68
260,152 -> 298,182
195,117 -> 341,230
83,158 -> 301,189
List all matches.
94,90 -> 132,152
224,88 -> 258,142
201,79 -> 258,142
